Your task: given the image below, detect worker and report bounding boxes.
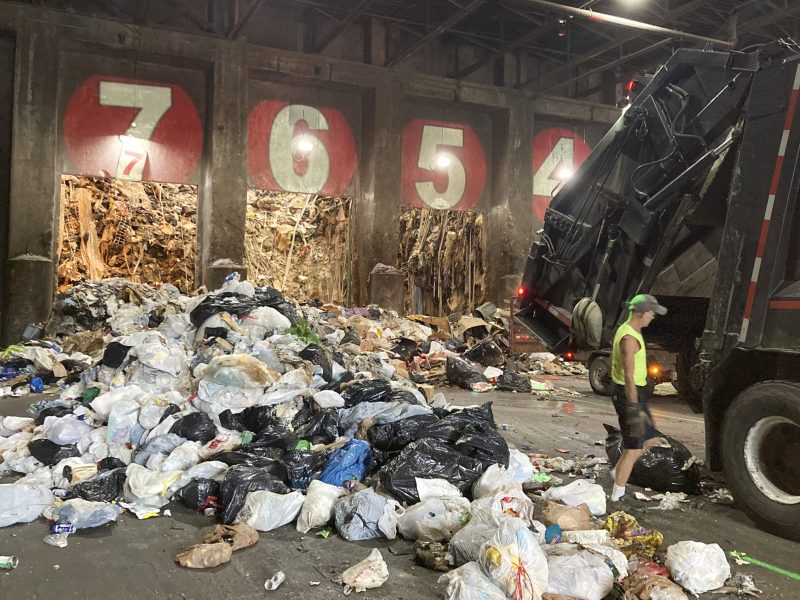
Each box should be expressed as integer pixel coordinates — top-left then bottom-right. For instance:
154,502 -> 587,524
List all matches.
609,294 -> 667,501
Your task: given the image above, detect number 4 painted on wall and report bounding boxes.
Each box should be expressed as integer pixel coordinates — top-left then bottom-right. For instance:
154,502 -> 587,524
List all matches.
99,81 -> 172,181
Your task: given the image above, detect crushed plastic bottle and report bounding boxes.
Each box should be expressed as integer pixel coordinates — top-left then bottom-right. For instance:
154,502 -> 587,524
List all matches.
265,571 -> 286,590
43,533 -> 70,548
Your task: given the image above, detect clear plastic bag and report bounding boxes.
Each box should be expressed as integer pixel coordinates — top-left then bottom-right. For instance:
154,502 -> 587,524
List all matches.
0,484 -> 54,528
439,562 -> 506,600
296,480 -> 347,533
236,490 -> 305,531
542,479 -> 607,516
397,496 -> 471,542
478,518 -> 549,600
665,541 -> 730,594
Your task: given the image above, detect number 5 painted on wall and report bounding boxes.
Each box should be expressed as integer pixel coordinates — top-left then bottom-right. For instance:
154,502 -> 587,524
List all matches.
415,125 -> 467,209
99,81 -> 172,180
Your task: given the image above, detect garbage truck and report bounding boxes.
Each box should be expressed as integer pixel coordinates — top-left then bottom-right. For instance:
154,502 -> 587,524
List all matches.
515,39 -> 800,539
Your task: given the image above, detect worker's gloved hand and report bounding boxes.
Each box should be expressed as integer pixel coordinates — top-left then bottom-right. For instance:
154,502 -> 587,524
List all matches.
625,404 -> 647,438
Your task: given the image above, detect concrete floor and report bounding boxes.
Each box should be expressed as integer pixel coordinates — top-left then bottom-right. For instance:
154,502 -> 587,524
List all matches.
0,376 -> 797,599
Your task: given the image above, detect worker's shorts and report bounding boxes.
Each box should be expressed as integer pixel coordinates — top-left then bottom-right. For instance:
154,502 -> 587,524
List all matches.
612,384 -> 659,450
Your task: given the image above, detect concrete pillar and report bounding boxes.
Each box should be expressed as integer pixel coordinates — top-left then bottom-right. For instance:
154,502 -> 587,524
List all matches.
3,21 -> 60,343
198,41 -> 248,291
356,76 -> 403,306
367,18 -> 387,66
485,97 -> 535,306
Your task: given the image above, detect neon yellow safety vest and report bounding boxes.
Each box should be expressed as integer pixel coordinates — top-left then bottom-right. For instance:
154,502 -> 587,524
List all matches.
611,322 -> 647,386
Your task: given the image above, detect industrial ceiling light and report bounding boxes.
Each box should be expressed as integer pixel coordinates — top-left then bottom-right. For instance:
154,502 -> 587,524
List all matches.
296,136 -> 314,154
556,166 -> 574,181
435,152 -> 452,170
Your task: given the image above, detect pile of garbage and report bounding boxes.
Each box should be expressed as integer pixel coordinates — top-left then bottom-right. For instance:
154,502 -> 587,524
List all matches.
0,274 -> 745,599
1,276 -> 555,401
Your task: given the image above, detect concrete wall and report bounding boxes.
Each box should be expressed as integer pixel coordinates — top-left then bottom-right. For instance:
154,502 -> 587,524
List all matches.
0,4 -> 620,343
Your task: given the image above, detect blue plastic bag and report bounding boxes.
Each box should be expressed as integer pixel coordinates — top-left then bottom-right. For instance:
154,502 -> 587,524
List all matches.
319,439 -> 372,486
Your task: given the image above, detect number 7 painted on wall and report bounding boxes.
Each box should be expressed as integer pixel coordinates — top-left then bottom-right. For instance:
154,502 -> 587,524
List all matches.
99,81 -> 172,180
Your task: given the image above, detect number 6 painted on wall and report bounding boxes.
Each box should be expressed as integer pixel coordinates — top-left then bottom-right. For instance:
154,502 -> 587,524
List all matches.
415,125 -> 467,209
99,81 -> 172,180
268,104 -> 330,193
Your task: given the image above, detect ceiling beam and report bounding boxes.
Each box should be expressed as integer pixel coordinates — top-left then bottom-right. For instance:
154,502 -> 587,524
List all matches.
538,38 -> 674,96
314,0 -> 375,53
385,0 -> 485,67
515,0 -> 734,47
228,0 -> 265,39
515,0 -> 710,91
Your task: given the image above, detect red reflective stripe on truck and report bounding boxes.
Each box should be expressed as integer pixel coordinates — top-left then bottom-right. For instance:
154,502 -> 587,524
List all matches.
740,63 -> 800,342
769,300 -> 800,310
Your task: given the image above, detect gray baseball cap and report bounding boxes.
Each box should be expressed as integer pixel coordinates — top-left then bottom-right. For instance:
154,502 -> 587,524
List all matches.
629,294 -> 667,315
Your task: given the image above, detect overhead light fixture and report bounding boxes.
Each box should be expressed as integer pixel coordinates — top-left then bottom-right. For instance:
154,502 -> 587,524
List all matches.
556,166 -> 574,181
435,153 -> 452,170
296,136 -> 314,154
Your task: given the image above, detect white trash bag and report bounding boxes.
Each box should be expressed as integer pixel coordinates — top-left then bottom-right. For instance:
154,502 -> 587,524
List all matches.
472,464 -> 523,499
297,480 -> 347,534
236,490 -> 305,532
508,449 -> 535,484
439,562 -> 507,600
545,544 -> 614,600
449,520 -> 502,566
0,484 -> 54,528
341,548 -> 389,594
397,496 -> 471,542
478,518 -> 549,600
542,479 -> 607,516
417,478 -> 463,501
665,541 -> 730,594
471,490 -> 536,527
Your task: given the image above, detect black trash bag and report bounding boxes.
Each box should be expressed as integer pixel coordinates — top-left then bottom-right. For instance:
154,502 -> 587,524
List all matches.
319,371 -> 355,393
389,389 -> 422,405
73,468 -> 126,502
189,292 -> 258,328
209,452 -> 288,481
295,408 -> 338,443
253,287 -> 298,325
446,357 -> 488,390
159,403 -> 182,424
454,421 -> 510,468
97,457 -> 127,472
282,449 -> 329,490
419,402 -> 496,443
463,340 -> 505,368
604,424 -> 701,494
299,345 -> 333,381
179,478 -> 222,513
33,407 -> 73,426
220,464 -> 291,524
203,327 -> 229,341
28,439 -> 79,466
291,400 -> 315,431
247,430 -> 298,452
379,438 -> 486,504
169,412 -> 217,443
391,338 -> 419,360
102,341 -> 132,369
340,328 -> 361,346
367,448 -> 400,473
367,414 -> 440,451
496,372 -> 532,393
219,406 -> 279,433
342,379 -> 394,407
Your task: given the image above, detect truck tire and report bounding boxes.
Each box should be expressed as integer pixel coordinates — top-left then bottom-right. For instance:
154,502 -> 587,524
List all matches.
722,381 -> 800,541
676,350 -> 703,413
588,355 -> 614,396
